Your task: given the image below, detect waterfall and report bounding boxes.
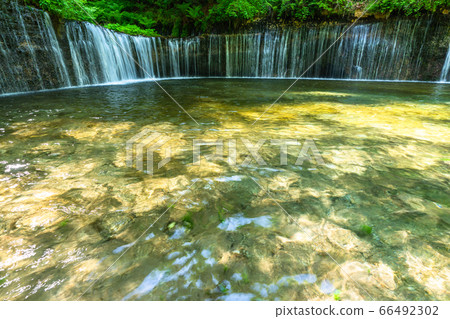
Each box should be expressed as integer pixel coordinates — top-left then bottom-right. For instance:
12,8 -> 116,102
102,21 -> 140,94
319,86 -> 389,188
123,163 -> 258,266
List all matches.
63,17 -> 447,84
0,0 -> 71,94
208,35 -> 222,76
441,44 -> 450,82
219,19 -> 438,80
66,22 -> 138,85
0,1 -> 448,96
64,21 -> 201,85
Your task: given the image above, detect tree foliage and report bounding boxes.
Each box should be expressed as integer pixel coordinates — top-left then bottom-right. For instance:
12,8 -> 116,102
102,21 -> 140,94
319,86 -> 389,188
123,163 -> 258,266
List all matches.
25,0 -> 94,20
23,0 -> 450,37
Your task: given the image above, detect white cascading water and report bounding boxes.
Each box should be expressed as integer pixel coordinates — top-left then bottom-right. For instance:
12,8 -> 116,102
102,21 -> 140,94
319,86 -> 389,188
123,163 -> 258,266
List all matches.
440,44 -> 450,82
64,18 -> 446,84
65,21 -> 201,85
66,22 -> 138,85
218,19 -> 433,80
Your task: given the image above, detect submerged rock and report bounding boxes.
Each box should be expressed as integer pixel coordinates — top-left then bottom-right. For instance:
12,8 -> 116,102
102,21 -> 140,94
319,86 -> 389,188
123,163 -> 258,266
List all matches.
214,175 -> 260,208
96,212 -> 132,238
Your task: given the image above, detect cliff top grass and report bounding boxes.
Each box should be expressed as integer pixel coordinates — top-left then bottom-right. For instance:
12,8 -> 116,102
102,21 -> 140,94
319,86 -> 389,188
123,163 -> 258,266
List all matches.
23,0 -> 450,37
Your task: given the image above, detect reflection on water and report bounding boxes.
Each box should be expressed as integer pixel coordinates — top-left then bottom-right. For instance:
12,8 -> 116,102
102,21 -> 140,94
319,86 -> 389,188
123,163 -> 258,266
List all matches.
0,79 -> 448,300
218,213 -> 272,231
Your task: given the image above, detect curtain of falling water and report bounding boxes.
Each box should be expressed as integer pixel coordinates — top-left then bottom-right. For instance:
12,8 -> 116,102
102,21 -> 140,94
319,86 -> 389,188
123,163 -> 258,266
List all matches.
64,18 -> 446,85
219,20 -> 434,80
440,44 -> 450,82
65,21 -> 201,85
0,0 -> 71,94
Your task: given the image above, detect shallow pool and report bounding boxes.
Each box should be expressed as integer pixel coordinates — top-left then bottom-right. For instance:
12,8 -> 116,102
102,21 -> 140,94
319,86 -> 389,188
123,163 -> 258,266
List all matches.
0,79 -> 448,300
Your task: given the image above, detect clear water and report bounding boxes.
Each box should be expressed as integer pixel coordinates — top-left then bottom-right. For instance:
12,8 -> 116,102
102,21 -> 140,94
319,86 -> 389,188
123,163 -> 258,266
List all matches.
0,79 -> 448,300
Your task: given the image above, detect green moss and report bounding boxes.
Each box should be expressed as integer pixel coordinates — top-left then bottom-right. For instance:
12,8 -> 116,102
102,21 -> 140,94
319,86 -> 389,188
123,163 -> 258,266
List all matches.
105,24 -> 158,37
217,282 -> 229,294
242,271 -> 249,284
359,224 -> 373,236
333,289 -> 342,301
223,265 -> 228,273
217,207 -> 226,223
182,211 -> 194,230
167,221 -> 176,230
58,219 -> 69,228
